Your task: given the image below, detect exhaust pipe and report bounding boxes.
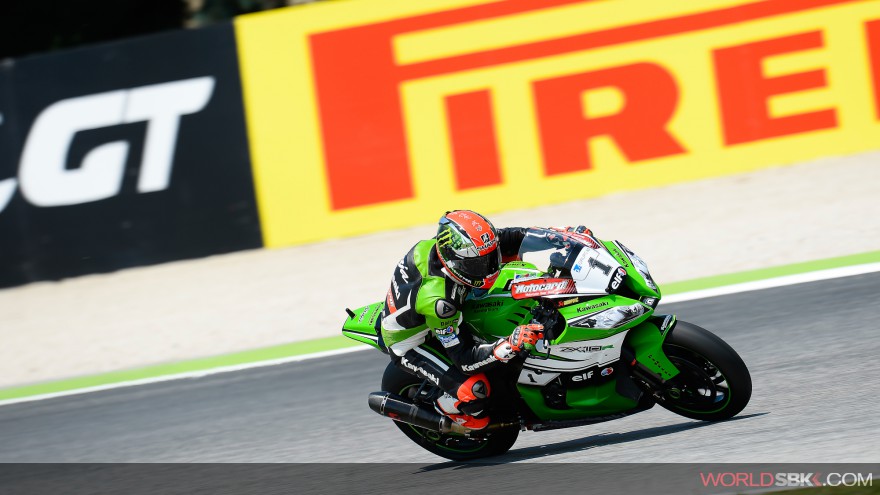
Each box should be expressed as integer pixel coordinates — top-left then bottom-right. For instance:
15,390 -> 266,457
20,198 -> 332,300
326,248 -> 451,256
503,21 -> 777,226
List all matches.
368,392 -> 470,435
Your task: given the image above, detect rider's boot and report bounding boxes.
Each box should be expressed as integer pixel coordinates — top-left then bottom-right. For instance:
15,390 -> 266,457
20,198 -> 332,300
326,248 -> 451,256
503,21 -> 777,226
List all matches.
435,393 -> 490,430
435,374 -> 491,430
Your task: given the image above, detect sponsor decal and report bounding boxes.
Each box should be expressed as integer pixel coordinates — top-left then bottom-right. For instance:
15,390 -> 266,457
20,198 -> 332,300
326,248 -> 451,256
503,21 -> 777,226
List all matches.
435,325 -> 455,335
368,305 -> 381,326
447,282 -> 467,305
571,370 -> 594,382
575,301 -> 609,313
659,314 -> 675,335
462,355 -> 497,372
435,299 -> 457,318
400,356 -> 440,385
648,353 -> 675,378
436,330 -> 460,348
601,367 -> 614,377
558,345 -> 614,353
510,278 -> 575,299
397,259 -> 410,283
385,288 -> 397,314
391,277 -> 401,299
607,244 -> 632,269
357,307 -> 369,323
470,300 -> 505,314
557,298 -> 579,307
474,240 -> 497,253
609,267 -> 626,291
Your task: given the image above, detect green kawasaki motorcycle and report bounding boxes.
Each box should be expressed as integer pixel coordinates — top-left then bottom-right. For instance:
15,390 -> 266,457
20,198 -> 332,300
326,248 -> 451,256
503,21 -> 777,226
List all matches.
342,227 -> 752,460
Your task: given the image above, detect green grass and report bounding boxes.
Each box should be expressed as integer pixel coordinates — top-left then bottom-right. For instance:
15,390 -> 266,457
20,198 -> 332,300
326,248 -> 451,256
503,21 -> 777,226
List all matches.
1,249 -> 878,402
663,250 -> 880,294
0,335 -> 360,401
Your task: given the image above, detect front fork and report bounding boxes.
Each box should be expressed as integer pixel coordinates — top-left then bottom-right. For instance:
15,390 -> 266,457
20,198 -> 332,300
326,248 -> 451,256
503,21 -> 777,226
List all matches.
625,314 -> 683,400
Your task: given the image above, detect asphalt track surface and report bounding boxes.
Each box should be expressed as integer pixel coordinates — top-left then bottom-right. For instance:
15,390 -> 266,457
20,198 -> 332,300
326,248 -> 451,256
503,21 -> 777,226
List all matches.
1,273 -> 878,463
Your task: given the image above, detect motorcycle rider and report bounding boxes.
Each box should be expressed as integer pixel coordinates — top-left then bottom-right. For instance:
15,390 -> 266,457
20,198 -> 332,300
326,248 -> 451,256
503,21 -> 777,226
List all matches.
380,210 -> 543,430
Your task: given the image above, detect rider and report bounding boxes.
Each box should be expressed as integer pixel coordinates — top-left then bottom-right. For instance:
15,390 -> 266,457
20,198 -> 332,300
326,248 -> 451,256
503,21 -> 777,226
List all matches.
380,210 -> 543,430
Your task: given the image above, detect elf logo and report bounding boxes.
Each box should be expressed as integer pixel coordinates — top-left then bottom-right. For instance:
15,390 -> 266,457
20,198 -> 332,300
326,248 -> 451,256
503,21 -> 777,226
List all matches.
571,370 -> 594,382
0,76 -> 215,214
609,267 -> 626,291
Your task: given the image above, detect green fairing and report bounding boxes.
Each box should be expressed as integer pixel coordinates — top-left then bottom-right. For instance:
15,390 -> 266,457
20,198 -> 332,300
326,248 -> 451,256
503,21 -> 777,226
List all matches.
626,317 -> 679,380
554,294 -> 653,342
461,262 -> 542,338
603,240 -> 661,299
517,380 -> 640,420
341,301 -> 385,351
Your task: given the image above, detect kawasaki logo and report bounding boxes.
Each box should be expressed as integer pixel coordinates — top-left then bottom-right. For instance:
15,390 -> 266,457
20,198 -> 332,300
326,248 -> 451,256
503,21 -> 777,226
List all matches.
400,356 -> 440,385
462,355 -> 497,372
576,301 -> 609,312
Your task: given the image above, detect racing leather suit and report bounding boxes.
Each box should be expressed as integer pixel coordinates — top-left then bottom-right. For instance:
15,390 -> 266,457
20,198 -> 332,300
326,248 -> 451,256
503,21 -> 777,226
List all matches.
380,227 -> 526,425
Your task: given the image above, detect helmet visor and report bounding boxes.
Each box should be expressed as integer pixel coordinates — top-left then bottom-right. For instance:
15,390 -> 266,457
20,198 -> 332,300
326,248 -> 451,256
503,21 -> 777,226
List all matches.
448,249 -> 501,280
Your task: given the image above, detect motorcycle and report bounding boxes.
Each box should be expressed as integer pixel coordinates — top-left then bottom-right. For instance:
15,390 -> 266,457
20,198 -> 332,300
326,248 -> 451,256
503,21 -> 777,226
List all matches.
342,227 -> 752,460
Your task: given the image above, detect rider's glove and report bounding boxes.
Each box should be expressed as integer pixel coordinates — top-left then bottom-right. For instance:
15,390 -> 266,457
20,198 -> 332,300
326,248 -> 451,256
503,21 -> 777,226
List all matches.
493,324 -> 544,361
560,225 -> 592,235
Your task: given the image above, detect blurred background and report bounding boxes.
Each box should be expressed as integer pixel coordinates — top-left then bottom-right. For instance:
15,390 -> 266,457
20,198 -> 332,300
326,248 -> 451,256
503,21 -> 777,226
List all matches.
0,0 -> 319,60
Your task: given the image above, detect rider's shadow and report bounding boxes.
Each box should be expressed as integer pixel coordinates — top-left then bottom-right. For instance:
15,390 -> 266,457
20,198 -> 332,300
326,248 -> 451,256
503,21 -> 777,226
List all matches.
492,412 -> 768,463
419,412 -> 767,468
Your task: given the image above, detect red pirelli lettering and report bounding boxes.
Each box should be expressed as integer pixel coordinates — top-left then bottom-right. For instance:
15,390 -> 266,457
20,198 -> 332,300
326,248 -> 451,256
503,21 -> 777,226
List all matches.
533,63 -> 686,176
866,20 -> 880,120
446,90 -> 503,190
714,31 -> 838,145
311,0 -> 859,210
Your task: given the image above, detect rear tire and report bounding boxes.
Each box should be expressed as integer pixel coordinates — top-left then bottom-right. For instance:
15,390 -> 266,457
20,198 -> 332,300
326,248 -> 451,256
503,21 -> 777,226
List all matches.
381,362 -> 519,461
657,321 -> 752,421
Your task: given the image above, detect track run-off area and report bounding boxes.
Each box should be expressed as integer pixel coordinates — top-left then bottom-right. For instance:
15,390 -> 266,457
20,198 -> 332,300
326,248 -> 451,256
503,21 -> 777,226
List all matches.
0,268 -> 878,463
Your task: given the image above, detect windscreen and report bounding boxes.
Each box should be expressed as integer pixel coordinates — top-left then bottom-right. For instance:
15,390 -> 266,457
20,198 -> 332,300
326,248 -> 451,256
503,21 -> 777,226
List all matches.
517,228 -> 585,275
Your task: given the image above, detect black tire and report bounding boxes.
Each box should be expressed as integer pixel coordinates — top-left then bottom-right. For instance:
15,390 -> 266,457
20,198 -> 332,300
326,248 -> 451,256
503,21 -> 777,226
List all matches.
380,362 -> 519,461
657,321 -> 752,421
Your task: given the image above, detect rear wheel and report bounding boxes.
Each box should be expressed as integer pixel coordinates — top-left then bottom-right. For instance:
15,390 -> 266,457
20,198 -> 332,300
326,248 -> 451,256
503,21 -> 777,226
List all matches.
381,362 -> 519,461
657,321 -> 752,421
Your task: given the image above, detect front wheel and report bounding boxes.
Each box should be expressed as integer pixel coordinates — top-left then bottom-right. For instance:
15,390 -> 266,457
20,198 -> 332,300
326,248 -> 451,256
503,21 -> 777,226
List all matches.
657,321 -> 752,421
381,362 -> 519,461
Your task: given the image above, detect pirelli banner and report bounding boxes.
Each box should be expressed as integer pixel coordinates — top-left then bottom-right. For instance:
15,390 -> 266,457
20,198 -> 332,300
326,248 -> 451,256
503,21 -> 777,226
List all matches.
237,0 -> 880,248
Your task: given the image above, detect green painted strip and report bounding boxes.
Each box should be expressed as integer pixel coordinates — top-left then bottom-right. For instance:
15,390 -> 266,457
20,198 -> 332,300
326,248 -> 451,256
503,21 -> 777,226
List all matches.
2,250 -> 879,402
0,335 -> 360,401
663,250 -> 880,295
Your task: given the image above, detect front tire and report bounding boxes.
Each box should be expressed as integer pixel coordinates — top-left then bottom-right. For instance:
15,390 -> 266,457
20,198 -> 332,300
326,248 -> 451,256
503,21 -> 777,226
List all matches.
657,321 -> 752,421
380,362 -> 519,461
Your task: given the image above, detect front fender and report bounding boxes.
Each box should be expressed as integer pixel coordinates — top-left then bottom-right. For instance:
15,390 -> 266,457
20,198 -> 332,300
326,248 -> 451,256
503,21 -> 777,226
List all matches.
625,314 -> 679,381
